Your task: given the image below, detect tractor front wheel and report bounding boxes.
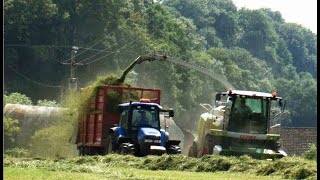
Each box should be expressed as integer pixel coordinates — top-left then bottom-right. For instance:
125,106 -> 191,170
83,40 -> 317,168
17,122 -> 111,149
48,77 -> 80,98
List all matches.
167,145 -> 181,154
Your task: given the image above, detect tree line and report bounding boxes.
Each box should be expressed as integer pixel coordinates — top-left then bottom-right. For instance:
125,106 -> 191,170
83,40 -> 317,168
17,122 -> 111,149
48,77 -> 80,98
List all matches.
4,0 -> 317,128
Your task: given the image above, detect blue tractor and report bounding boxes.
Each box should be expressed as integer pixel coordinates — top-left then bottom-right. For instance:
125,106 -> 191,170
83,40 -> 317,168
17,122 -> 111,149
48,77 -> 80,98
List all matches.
105,99 -> 181,156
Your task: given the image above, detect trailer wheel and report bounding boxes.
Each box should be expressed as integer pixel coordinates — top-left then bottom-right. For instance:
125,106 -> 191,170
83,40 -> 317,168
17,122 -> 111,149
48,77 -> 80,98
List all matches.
105,135 -> 114,154
79,146 -> 86,156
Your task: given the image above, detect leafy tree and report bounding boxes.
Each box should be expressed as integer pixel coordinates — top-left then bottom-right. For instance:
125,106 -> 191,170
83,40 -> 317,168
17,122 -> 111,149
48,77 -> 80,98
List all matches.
36,99 -> 60,107
4,92 -> 33,105
4,0 -> 317,128
237,9 -> 279,62
303,143 -> 317,161
277,23 -> 317,77
4,117 -> 21,149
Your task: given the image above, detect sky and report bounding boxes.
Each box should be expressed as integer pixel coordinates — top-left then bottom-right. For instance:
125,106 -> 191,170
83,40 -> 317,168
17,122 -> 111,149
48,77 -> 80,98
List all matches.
232,0 -> 317,34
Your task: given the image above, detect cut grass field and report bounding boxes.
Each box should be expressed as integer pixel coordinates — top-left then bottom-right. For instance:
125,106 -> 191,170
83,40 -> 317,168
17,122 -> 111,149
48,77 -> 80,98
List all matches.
4,154 -> 317,180
5,167 -> 283,180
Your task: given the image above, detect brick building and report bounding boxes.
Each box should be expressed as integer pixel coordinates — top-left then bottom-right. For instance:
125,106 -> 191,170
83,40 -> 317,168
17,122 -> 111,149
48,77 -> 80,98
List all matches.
271,127 -> 317,155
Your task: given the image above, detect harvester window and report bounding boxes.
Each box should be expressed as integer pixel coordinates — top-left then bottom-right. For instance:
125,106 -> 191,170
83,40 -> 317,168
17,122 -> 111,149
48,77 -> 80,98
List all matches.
229,98 -> 268,133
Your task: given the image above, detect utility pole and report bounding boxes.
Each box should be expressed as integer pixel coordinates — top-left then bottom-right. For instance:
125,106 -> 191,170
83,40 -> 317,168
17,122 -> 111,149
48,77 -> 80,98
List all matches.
59,46 -> 86,91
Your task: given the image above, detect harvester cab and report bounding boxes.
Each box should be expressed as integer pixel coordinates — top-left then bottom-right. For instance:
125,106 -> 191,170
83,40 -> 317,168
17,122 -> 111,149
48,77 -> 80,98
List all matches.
188,89 -> 287,159
106,99 -> 181,156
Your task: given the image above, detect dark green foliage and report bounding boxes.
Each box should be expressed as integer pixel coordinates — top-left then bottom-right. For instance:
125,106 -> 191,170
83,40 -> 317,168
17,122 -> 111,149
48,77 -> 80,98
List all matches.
4,148 -> 31,158
4,117 -> 21,149
4,92 -> 33,105
303,144 -> 317,161
4,0 -> 317,129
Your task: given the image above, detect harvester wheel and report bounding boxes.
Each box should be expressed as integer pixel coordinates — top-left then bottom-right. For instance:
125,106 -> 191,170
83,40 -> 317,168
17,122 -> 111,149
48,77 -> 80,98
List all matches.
188,141 -> 198,157
204,135 -> 214,155
105,135 -> 114,155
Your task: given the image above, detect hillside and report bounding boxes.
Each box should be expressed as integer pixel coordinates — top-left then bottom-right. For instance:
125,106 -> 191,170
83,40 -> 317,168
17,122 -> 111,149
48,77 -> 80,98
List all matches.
4,0 -> 317,130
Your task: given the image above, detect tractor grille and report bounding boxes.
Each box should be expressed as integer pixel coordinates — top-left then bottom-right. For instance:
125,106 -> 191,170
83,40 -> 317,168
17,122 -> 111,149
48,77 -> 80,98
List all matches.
144,135 -> 160,140
219,136 -> 279,150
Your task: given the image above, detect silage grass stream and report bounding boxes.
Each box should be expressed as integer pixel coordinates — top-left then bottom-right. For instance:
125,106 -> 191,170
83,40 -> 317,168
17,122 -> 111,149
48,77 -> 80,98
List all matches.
26,74 -> 136,158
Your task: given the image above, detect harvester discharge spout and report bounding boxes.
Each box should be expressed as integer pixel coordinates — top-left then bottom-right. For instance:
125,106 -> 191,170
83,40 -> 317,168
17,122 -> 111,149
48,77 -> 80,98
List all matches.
117,54 -> 167,84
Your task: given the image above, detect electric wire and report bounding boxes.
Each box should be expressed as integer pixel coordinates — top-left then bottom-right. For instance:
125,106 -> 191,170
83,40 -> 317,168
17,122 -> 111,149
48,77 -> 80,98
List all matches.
76,34 -> 134,64
79,38 -> 139,65
7,65 -> 61,88
59,35 -> 111,63
59,33 -> 133,64
5,44 -> 104,52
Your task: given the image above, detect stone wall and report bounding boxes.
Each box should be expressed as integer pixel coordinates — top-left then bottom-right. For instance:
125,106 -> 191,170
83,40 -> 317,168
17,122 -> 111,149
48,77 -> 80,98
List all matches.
271,127 -> 317,155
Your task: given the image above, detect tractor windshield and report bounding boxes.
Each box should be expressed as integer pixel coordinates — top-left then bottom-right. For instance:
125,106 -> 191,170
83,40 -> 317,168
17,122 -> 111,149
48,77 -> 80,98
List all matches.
228,97 -> 269,134
132,106 -> 160,129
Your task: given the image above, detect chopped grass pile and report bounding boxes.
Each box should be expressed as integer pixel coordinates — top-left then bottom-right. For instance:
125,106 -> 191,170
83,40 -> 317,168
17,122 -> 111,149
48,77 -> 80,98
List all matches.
4,154 -> 317,180
5,70 -> 143,158
27,73 -> 139,158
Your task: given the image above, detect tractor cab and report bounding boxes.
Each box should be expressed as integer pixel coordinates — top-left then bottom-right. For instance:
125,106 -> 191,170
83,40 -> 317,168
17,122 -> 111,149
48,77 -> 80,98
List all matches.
111,99 -> 179,156
215,89 -> 285,134
118,100 -> 162,132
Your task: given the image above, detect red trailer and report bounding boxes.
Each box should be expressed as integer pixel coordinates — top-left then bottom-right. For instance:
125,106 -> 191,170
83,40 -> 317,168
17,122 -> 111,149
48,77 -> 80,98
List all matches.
75,85 -> 161,155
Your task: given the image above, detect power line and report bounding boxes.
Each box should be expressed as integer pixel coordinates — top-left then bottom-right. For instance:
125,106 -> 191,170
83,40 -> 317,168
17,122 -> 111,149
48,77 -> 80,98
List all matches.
82,38 -> 139,65
77,34 -> 135,64
59,35 -> 111,63
5,44 -> 104,52
7,65 -> 62,88
58,33 -> 132,64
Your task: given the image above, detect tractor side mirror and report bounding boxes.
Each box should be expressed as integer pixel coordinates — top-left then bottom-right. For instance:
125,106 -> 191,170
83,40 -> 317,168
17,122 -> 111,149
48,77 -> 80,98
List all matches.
169,109 -> 174,117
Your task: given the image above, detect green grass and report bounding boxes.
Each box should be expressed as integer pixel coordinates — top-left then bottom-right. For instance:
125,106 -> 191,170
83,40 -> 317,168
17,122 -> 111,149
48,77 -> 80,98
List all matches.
5,167 -> 105,180
4,154 -> 317,179
5,167 -> 283,180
